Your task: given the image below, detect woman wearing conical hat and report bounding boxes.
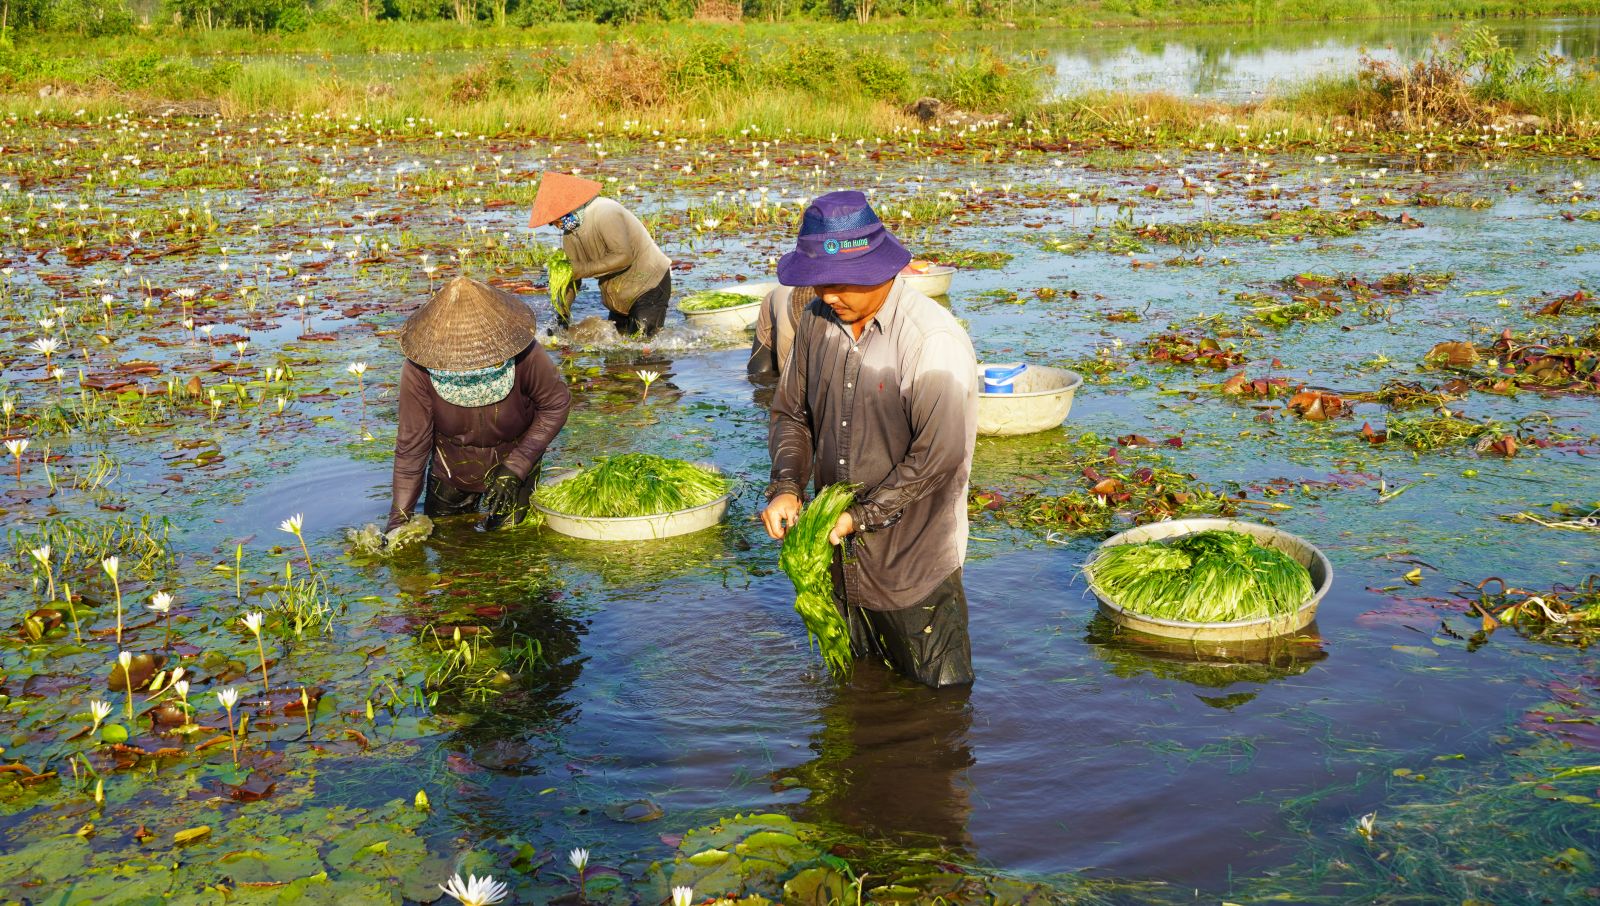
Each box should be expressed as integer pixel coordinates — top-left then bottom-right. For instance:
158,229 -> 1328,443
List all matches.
529,172 -> 672,337
387,277 -> 571,531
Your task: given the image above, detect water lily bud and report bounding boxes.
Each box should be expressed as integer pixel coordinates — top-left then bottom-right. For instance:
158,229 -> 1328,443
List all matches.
415,789 -> 431,811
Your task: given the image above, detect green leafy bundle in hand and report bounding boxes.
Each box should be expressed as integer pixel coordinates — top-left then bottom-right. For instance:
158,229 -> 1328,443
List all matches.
779,484 -> 855,675
547,252 -> 576,323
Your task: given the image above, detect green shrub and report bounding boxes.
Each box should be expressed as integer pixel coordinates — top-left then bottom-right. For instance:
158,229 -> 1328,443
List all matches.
853,54 -> 911,102
666,37 -> 751,97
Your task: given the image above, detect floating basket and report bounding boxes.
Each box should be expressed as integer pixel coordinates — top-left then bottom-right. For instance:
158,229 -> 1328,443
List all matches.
976,364 -> 1083,436
534,468 -> 732,542
1086,518 -> 1332,642
678,282 -> 775,332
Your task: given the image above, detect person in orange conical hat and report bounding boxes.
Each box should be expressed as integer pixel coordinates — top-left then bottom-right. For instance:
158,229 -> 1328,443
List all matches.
529,172 -> 672,336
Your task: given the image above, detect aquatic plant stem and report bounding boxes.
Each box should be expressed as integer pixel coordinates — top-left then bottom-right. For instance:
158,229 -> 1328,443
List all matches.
62,580 -> 81,643
255,635 -> 271,696
300,687 -> 312,738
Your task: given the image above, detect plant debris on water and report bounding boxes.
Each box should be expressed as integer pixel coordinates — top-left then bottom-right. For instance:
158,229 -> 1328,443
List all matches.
1087,530 -> 1315,623
535,453 -> 728,518
779,484 -> 855,676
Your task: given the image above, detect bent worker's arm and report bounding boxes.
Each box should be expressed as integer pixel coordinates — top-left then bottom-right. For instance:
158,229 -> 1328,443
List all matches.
747,289 -> 780,379
767,313 -> 813,501
500,346 -> 571,480
389,362 -> 435,529
848,330 -> 975,532
567,205 -> 633,279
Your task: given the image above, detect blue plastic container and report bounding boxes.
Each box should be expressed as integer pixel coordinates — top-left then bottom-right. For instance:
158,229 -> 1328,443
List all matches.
982,363 -> 1027,394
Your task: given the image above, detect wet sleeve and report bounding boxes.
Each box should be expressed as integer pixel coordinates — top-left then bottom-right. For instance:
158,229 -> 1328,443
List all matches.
849,330 -> 975,532
767,313 -> 813,501
390,362 -> 434,528
567,207 -> 632,279
501,346 -> 571,480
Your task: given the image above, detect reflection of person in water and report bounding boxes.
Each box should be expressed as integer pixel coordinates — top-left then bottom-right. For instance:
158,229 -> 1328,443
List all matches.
779,665 -> 975,854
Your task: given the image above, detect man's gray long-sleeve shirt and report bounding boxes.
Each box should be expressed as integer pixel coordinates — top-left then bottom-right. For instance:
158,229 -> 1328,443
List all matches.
767,280 -> 978,612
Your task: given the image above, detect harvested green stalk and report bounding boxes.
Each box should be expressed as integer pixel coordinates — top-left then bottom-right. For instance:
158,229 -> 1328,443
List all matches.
547,253 -> 575,323
535,454 -> 727,518
1087,530 -> 1313,623
779,484 -> 855,675
679,290 -> 758,313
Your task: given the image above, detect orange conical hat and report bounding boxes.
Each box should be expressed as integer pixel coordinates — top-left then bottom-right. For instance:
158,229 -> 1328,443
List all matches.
528,171 -> 603,227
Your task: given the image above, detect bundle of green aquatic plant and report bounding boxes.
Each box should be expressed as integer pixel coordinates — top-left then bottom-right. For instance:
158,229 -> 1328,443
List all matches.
547,252 -> 575,323
779,483 -> 855,675
1087,530 -> 1314,623
535,454 -> 727,518
679,290 -> 757,312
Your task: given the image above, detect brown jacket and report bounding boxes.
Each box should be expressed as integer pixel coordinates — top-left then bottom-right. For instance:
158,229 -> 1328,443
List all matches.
562,198 -> 671,316
389,346 -> 571,527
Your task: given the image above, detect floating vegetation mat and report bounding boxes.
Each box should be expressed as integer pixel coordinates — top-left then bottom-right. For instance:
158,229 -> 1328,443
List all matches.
1087,530 -> 1314,623
535,453 -> 728,518
778,483 -> 854,675
679,290 -> 758,312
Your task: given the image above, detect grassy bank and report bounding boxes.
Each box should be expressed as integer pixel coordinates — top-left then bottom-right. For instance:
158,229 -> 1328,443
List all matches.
2,21 -> 1597,143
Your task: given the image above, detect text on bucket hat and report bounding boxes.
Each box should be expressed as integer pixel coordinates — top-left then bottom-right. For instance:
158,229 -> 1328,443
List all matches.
775,190 -> 911,288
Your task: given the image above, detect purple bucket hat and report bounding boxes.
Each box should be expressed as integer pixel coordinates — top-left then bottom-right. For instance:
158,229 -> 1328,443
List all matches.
776,191 -> 912,287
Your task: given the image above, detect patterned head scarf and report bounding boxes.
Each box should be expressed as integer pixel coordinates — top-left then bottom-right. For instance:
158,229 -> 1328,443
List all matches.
429,359 -> 514,408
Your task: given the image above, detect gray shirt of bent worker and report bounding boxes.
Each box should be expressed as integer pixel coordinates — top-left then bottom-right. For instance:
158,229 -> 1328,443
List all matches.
767,279 -> 978,612
561,197 -> 671,316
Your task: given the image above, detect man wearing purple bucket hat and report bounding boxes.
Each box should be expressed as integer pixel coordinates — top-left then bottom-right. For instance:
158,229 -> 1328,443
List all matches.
761,191 -> 979,688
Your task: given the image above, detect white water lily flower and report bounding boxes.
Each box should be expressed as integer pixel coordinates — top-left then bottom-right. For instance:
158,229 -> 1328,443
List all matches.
347,362 -> 367,376
88,700 -> 112,733
117,650 -> 132,673
101,556 -> 118,581
241,611 -> 263,635
636,370 -> 660,385
27,545 -> 49,566
279,513 -> 304,536
28,337 -> 59,357
216,687 -> 239,711
1355,811 -> 1377,839
568,847 -> 589,872
149,591 -> 172,614
5,438 -> 26,458
672,886 -> 695,906
438,872 -> 509,906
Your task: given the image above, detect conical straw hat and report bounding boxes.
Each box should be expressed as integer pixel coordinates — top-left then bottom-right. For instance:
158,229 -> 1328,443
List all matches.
400,277 -> 537,372
528,171 -> 603,228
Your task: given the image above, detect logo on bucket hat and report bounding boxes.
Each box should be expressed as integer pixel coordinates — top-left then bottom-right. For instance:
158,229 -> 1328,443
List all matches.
824,239 -> 840,254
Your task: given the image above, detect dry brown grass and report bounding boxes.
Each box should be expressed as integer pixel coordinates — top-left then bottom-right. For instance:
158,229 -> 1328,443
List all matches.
552,44 -> 668,110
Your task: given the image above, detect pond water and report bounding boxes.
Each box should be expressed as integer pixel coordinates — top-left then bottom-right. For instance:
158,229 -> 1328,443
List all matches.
0,114 -> 1597,903
265,16 -> 1600,101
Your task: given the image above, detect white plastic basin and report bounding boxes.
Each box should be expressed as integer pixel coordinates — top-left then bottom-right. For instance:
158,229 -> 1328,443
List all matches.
534,468 -> 732,542
900,266 -> 955,297
678,282 -> 776,332
976,364 -> 1083,436
1086,518 -> 1332,642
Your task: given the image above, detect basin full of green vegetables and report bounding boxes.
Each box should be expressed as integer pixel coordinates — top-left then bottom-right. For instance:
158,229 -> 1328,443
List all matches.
533,454 -> 733,542
1085,519 -> 1331,642
677,283 -> 773,331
